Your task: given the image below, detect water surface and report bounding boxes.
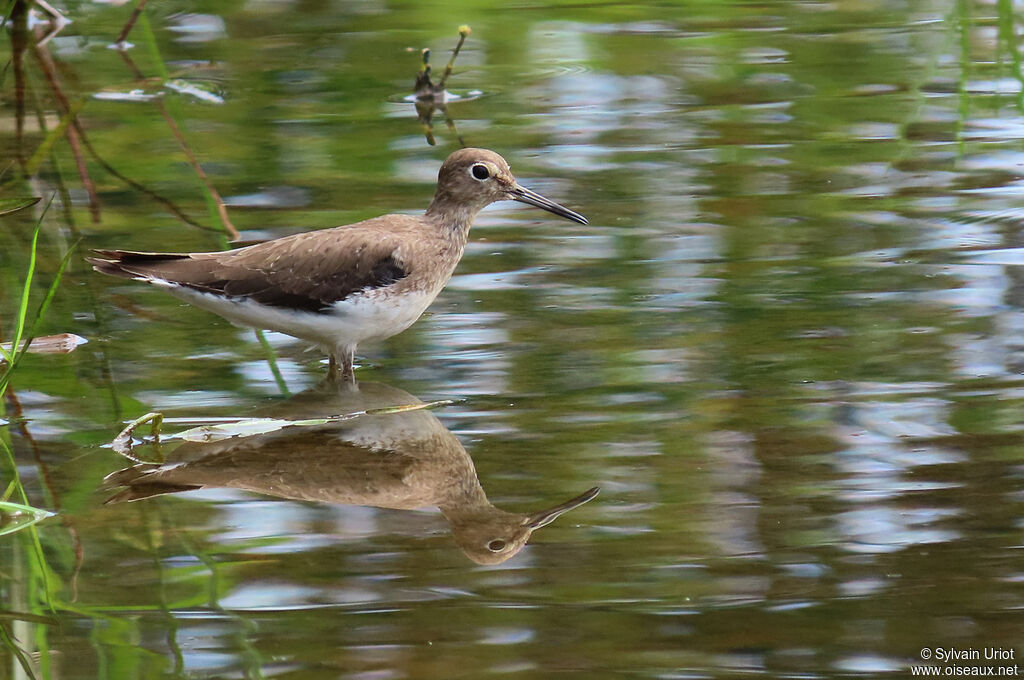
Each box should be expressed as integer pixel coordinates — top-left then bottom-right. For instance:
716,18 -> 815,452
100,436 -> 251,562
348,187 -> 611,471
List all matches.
2,1 -> 1023,678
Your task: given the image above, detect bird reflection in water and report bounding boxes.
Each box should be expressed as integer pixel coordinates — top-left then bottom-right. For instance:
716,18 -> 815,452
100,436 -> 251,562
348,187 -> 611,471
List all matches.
103,382 -> 598,564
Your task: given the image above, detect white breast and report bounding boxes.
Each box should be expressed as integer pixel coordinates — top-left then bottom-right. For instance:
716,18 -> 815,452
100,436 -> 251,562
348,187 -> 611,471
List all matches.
159,281 -> 437,350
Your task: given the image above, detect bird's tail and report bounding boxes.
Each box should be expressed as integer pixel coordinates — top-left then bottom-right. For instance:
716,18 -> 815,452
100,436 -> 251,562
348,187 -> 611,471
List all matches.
101,463 -> 202,504
85,250 -> 191,280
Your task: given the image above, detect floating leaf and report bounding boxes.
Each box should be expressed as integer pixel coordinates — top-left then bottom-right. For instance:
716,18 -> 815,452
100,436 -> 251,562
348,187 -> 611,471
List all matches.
114,400 -> 458,452
0,500 -> 54,538
170,401 -> 456,444
0,197 -> 40,216
178,417 -> 291,442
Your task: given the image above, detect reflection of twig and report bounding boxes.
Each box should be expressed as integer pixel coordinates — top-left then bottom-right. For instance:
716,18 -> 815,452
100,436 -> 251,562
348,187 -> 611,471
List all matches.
113,411 -> 164,458
415,99 -> 466,147
154,99 -> 241,240
116,45 -> 240,239
78,133 -> 212,231
32,37 -> 101,223
114,0 -> 148,46
31,0 -> 69,47
11,0 -> 27,168
103,52 -> 213,231
4,389 -> 85,603
115,46 -> 144,80
413,26 -> 471,148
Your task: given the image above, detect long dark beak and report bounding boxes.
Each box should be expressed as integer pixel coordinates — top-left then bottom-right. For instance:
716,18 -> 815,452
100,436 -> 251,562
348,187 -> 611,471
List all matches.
524,486 -> 600,530
510,184 -> 588,225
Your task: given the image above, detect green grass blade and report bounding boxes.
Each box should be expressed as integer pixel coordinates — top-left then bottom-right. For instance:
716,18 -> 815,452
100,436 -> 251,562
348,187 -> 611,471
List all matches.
0,500 -> 54,538
11,222 -> 41,357
136,9 -> 169,81
24,239 -> 79,349
254,330 -> 289,396
0,620 -> 38,680
0,438 -> 55,617
0,202 -> 74,396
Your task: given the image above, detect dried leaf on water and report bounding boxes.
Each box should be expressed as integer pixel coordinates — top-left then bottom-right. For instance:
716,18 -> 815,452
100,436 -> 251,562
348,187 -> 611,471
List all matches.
0,333 -> 87,358
175,400 -> 455,443
113,400 -> 458,451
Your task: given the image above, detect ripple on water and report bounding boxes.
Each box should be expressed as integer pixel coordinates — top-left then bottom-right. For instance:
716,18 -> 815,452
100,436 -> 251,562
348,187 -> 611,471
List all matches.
388,89 -> 486,105
167,13 -> 228,42
834,655 -> 904,673
837,507 -> 961,554
134,390 -> 242,410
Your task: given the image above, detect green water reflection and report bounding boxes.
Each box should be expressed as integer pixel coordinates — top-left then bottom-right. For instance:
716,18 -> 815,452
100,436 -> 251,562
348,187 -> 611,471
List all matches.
2,0 -> 1024,677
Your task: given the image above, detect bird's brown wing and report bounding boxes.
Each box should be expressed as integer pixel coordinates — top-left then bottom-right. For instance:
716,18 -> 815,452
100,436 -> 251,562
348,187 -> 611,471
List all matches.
88,221 -> 412,313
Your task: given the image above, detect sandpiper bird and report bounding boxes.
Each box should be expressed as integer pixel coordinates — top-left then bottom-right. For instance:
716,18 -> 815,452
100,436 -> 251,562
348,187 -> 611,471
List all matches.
87,149 -> 587,380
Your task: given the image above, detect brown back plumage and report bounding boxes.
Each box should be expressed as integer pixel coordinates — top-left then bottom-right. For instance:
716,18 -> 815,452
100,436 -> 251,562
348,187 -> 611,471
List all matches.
87,220 -> 415,313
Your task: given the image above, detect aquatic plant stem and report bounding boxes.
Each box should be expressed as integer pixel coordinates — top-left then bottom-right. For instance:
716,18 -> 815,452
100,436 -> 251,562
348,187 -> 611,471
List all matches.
113,412 -> 164,459
0,619 -> 37,679
114,0 -> 148,45
24,99 -> 83,176
155,99 -> 241,239
4,389 -> 85,601
437,25 -> 471,90
127,14 -> 240,238
78,132 -> 210,231
254,330 -> 290,396
31,38 -> 101,222
10,0 -> 27,166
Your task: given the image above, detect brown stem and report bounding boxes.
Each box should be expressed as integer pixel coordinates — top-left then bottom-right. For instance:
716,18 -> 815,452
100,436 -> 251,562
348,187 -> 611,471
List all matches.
32,36 -> 102,223
437,26 -> 471,91
154,99 -> 241,240
114,0 -> 149,45
77,132 -> 212,231
441,104 -> 466,147
4,389 -> 85,603
115,47 -> 145,80
11,1 -> 28,168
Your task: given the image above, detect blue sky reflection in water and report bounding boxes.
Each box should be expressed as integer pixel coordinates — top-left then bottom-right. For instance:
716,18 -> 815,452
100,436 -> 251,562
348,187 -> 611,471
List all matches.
1,0 -> 1023,678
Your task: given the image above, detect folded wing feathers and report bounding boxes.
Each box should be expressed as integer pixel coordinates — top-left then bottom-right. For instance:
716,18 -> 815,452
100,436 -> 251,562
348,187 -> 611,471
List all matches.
88,231 -> 410,312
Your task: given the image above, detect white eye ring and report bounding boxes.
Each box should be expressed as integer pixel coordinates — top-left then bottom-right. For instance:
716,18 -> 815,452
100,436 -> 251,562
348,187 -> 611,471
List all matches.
487,539 -> 506,552
470,163 -> 491,181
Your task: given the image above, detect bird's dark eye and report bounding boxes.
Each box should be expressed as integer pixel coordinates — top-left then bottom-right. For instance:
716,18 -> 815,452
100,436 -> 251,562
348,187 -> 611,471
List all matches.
487,539 -> 506,552
471,163 -> 490,181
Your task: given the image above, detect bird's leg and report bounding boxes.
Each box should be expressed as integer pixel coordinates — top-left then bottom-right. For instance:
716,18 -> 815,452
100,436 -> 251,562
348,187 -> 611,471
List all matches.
327,353 -> 339,381
333,344 -> 356,383
341,345 -> 356,383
